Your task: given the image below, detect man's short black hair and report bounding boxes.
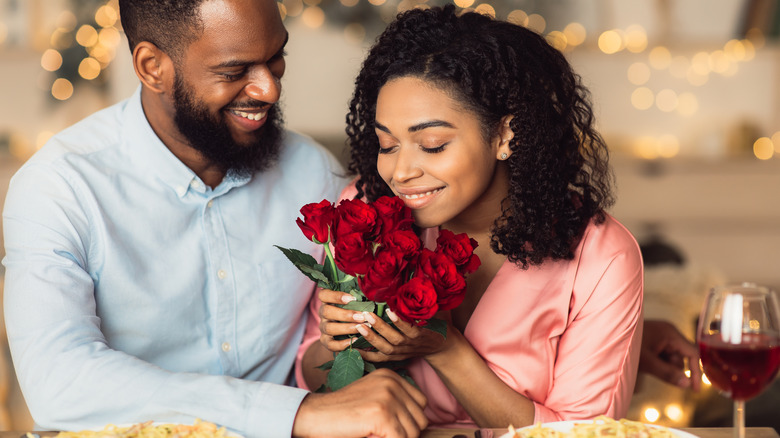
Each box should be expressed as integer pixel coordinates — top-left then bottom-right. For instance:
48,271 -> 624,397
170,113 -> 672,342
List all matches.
118,0 -> 205,61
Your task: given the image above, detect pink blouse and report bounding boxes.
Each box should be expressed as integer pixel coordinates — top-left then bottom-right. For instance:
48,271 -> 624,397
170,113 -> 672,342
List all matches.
295,187 -> 644,427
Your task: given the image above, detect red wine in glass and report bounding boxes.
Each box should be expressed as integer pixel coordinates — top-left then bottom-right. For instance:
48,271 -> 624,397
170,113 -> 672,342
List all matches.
699,333 -> 780,400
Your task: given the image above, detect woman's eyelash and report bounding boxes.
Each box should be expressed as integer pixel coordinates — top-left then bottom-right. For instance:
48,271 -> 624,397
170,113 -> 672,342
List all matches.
423,144 -> 447,153
378,147 -> 395,154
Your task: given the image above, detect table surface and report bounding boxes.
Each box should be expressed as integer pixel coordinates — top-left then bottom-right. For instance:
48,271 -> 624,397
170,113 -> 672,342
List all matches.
3,427 -> 778,438
420,427 -> 780,438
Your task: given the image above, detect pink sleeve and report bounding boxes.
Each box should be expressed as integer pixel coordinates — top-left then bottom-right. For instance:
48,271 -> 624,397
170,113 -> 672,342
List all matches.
294,180 -> 361,390
534,221 -> 644,422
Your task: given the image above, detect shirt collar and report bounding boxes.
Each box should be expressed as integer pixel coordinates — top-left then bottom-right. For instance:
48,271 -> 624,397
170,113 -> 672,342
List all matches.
121,86 -> 251,198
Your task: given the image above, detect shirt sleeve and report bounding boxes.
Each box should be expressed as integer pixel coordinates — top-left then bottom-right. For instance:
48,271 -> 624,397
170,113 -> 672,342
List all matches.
2,164 -> 308,438
533,222 -> 644,422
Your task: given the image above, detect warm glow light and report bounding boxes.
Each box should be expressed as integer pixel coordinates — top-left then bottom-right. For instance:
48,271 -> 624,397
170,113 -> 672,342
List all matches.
50,29 -> 74,50
507,10 -> 528,26
648,46 -> 671,70
526,14 -> 546,33
644,407 -> 661,423
41,49 -> 64,72
656,89 -> 678,112
635,136 -> 658,160
56,10 -> 78,31
454,0 -> 475,8
98,27 -> 121,48
474,3 -> 496,18
546,31 -> 567,51
563,22 -> 586,46
709,50 -> 731,74
0,21 -> 8,45
340,0 -> 359,6
754,137 -> 774,160
278,3 -> 288,19
669,56 -> 690,78
343,23 -> 365,44
691,51 -> 711,75
283,0 -> 304,17
658,135 -> 680,158
742,39 -> 756,60
301,6 -> 325,27
598,30 -> 623,54
304,0 -> 322,6
627,62 -> 650,85
665,404 -> 684,422
625,24 -> 647,53
95,5 -> 119,28
78,57 -> 102,80
9,133 -> 31,161
745,28 -> 765,49
702,373 -> 711,385
771,132 -> 780,152
76,25 -> 99,47
684,369 -> 692,378
88,44 -> 115,65
368,0 -> 386,5
631,87 -> 654,110
677,92 -> 699,116
36,131 -> 54,149
51,78 -> 74,101
724,39 -> 747,61
686,69 -> 709,86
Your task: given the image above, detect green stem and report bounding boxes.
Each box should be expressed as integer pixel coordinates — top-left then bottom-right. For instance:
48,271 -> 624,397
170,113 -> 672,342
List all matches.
323,244 -> 339,283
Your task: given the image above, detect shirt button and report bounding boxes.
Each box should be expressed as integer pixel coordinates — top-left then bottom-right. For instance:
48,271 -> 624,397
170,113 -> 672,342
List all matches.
190,180 -> 201,189
217,269 -> 226,279
207,200 -> 214,208
176,186 -> 186,197
221,342 -> 231,352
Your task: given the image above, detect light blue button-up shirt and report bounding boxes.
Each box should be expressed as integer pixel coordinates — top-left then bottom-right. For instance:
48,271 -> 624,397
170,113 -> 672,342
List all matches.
2,87 -> 346,437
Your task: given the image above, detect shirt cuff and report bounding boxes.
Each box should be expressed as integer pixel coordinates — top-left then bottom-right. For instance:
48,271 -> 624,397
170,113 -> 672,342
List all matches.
244,383 -> 309,437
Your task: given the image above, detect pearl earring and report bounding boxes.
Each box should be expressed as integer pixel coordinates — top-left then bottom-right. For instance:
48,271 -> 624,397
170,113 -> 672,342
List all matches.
500,153 -> 508,160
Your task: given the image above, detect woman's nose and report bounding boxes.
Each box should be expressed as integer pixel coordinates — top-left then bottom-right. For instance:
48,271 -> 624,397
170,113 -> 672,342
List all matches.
244,66 -> 281,104
391,147 -> 424,182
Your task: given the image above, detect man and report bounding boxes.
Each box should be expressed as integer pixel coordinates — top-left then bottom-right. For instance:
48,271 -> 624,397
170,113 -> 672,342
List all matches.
2,0 -> 427,437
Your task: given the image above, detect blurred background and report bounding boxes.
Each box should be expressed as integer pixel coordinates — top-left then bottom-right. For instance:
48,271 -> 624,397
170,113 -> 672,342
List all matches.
0,0 -> 779,433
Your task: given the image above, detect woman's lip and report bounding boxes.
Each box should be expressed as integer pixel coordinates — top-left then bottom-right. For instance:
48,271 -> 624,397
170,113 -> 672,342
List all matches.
226,109 -> 268,131
395,187 -> 444,209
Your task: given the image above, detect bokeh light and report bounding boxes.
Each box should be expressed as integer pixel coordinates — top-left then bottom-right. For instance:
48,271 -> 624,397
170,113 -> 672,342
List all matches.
51,78 -> 74,101
301,6 -> 325,27
506,9 -> 528,27
598,30 -> 623,54
95,5 -> 119,28
41,49 -> 64,72
627,62 -> 650,85
631,87 -> 654,110
648,46 -> 672,70
644,407 -> 661,423
474,3 -> 496,18
656,89 -> 678,112
753,137 -> 774,160
563,22 -> 586,47
624,24 -> 647,53
526,14 -> 546,33
546,31 -> 567,52
78,57 -> 102,80
665,404 -> 684,422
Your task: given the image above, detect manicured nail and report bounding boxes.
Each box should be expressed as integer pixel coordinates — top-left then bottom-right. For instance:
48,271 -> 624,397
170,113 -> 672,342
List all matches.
386,309 -> 398,322
356,324 -> 369,336
363,311 -> 376,325
352,312 -> 365,322
341,295 -> 356,304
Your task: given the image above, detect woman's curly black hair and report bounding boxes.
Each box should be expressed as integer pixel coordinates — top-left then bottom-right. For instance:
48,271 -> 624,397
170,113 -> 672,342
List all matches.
346,5 -> 614,268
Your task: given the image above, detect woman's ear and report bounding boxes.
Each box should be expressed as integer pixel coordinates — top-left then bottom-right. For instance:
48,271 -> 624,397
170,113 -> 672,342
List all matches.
496,115 -> 515,161
132,41 -> 174,95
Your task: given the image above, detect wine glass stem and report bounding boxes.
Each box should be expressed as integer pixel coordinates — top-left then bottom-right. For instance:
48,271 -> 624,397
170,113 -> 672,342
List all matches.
733,400 -> 745,438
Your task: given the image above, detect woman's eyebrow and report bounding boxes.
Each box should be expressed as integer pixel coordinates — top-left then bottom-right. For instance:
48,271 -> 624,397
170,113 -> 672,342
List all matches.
374,119 -> 455,134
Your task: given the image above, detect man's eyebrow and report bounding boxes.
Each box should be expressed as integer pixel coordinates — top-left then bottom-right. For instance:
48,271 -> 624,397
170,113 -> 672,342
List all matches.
212,33 -> 289,69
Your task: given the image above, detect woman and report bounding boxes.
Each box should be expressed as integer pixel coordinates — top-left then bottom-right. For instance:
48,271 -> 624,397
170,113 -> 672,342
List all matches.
295,5 -> 643,428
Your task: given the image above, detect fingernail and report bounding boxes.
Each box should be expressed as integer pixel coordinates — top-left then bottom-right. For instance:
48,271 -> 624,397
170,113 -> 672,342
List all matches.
342,295 -> 356,304
363,311 -> 376,325
386,309 -> 398,322
352,312 -> 365,322
356,324 -> 369,336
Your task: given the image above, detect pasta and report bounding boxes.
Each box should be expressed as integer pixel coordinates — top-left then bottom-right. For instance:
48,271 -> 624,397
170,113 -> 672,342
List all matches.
54,419 -> 231,438
508,416 -> 677,438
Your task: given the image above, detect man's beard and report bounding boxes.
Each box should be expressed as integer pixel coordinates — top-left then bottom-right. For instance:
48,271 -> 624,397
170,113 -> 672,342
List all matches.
172,73 -> 284,179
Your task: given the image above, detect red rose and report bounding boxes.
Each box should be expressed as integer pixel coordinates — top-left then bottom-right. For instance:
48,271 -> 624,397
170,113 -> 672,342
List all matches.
333,198 -> 379,243
359,248 -> 408,302
373,196 -> 414,234
416,249 -> 466,311
381,229 -> 421,261
388,277 -> 439,325
296,199 -> 336,244
334,232 -> 374,277
436,229 -> 481,274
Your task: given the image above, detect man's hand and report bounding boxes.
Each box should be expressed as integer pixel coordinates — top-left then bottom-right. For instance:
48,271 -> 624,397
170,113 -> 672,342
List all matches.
292,368 -> 428,438
639,319 -> 701,391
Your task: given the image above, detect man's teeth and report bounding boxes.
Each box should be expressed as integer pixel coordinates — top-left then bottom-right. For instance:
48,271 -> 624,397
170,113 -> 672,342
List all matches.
232,110 -> 266,121
401,188 -> 442,199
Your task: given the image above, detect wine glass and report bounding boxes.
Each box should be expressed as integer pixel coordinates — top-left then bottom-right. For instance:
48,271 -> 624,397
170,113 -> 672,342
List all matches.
697,283 -> 780,438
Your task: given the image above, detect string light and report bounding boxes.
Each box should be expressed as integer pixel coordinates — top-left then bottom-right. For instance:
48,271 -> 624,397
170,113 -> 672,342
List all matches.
754,137 -> 774,160
643,407 -> 661,423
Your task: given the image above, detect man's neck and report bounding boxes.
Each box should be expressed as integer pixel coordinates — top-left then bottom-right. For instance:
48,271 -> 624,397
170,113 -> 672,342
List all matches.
139,87 -> 225,188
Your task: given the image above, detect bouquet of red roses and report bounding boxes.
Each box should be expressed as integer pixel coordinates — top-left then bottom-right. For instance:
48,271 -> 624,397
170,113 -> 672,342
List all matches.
277,195 -> 480,391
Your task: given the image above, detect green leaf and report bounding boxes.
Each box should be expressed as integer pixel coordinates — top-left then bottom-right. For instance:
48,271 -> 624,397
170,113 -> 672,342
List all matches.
338,276 -> 359,293
364,361 -> 377,373
423,318 -> 448,339
327,349 -> 365,391
274,246 -> 332,286
348,289 -> 365,301
343,301 -> 376,313
316,360 -> 334,371
351,336 -> 373,349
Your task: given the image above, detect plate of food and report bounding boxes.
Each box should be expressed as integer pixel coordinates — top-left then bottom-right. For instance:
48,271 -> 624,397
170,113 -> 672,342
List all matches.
52,419 -> 242,438
499,416 -> 698,438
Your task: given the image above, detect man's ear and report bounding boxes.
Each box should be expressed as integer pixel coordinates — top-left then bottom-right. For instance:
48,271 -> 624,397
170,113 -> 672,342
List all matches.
132,41 -> 174,94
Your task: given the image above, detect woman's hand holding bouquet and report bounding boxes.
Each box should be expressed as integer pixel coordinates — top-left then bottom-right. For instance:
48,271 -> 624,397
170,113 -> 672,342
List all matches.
277,196 -> 480,391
